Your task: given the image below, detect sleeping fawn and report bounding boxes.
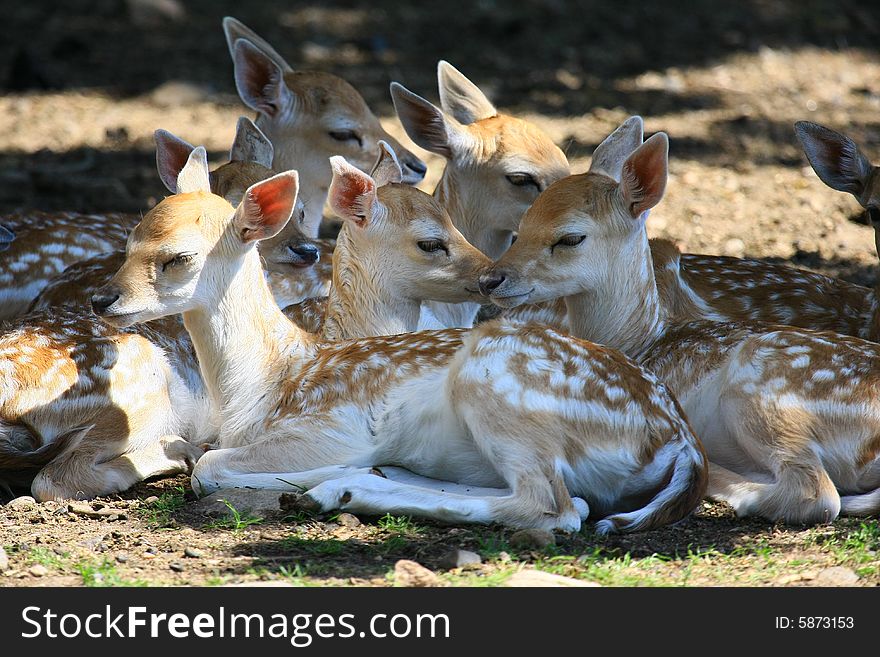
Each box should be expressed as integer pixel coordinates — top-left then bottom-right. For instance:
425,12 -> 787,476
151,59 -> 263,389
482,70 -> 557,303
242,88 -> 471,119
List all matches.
390,62 -> 570,328
93,147 -> 706,533
222,17 -> 426,236
484,126 -> 880,524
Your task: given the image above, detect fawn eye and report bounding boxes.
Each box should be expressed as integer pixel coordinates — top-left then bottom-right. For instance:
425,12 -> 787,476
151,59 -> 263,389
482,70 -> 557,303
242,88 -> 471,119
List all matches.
417,240 -> 448,254
161,252 -> 196,272
550,234 -> 586,253
328,130 -> 363,146
506,173 -> 539,190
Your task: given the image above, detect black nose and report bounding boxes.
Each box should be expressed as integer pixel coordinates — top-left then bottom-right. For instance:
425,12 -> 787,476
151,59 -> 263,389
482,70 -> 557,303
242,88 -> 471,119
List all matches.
404,156 -> 427,176
91,291 -> 120,314
479,272 -> 507,296
288,242 -> 319,264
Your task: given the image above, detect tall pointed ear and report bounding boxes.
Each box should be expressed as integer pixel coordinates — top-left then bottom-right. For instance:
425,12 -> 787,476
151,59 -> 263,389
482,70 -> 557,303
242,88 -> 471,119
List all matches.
222,16 -> 292,73
155,129 -> 196,193
236,171 -> 299,243
390,82 -> 474,160
328,156 -> 378,227
437,60 -> 497,125
229,116 -> 274,168
232,39 -> 293,118
370,141 -> 403,187
176,146 -> 211,194
619,133 -> 669,219
589,116 -> 645,181
795,121 -> 873,198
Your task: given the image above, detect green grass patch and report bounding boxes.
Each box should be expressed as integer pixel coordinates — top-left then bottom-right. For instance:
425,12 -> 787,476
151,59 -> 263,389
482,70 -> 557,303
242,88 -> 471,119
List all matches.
76,559 -> 147,587
203,500 -> 264,532
138,486 -> 187,527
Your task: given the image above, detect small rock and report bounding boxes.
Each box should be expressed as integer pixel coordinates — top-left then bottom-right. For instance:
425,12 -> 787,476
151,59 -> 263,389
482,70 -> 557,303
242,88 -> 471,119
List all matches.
0,546 -> 8,571
143,496 -> 159,505
145,546 -> 157,554
28,564 -> 48,578
184,547 -> 204,559
505,570 -> 600,587
437,548 -> 482,571
336,512 -> 361,528
196,489 -> 282,519
115,553 -> 129,564
815,566 -> 859,587
393,560 -> 441,587
509,529 -> 555,550
69,502 -> 121,519
169,562 -> 185,573
722,237 -> 746,257
7,496 -> 36,510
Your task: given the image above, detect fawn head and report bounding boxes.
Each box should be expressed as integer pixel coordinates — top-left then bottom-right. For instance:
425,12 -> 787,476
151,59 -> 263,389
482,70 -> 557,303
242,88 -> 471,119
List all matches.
224,17 -> 426,205
93,147 -> 300,326
481,117 -> 668,305
391,61 -> 569,255
327,141 -> 490,303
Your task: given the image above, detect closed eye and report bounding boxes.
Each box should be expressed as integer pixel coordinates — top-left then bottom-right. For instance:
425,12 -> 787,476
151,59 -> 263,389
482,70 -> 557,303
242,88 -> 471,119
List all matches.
417,240 -> 449,255
550,234 -> 586,253
505,173 -> 540,190
328,130 -> 363,147
161,252 -> 197,272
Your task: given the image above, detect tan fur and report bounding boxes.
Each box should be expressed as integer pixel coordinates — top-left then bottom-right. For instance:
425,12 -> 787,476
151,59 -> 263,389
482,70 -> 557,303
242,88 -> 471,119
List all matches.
489,129 -> 880,524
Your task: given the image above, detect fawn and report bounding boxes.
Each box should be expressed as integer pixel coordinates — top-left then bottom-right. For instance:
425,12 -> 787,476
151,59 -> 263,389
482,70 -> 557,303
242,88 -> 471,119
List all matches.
222,17 -> 426,236
795,120 -> 880,340
31,117 -> 332,312
484,127 -> 880,523
390,62 -> 570,328
93,149 -> 706,533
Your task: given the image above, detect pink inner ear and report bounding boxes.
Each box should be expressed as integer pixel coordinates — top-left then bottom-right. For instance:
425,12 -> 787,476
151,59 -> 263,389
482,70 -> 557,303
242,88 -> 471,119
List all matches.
623,142 -> 667,217
331,171 -> 374,221
157,135 -> 195,192
250,176 -> 296,225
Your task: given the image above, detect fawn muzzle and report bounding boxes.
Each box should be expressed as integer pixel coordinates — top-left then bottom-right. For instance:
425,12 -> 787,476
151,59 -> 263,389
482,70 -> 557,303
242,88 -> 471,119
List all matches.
90,289 -> 122,315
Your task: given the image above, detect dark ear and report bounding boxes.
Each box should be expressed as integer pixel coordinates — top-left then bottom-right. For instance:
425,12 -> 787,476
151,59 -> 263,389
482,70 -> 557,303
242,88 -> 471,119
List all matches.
619,133 -> 669,219
232,39 -> 292,117
589,116 -> 644,181
155,129 -> 196,193
176,146 -> 211,194
236,171 -> 299,243
390,82 -> 473,160
370,141 -> 403,187
229,116 -> 274,168
436,60 -> 496,125
795,121 -> 873,198
222,16 -> 292,72
328,156 -> 378,227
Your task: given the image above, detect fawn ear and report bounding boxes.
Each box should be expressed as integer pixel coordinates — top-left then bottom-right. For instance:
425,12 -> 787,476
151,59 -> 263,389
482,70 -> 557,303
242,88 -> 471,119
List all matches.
619,133 -> 669,219
589,116 -> 645,181
229,116 -> 274,168
391,82 -> 474,160
176,146 -> 211,194
795,121 -> 873,198
328,156 -> 378,227
233,39 -> 293,118
437,61 -> 497,125
236,171 -> 299,243
155,129 -> 196,193
222,16 -> 293,73
370,141 -> 403,187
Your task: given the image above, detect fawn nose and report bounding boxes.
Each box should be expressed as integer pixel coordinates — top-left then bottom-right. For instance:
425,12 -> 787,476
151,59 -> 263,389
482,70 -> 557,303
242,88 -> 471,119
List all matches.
91,291 -> 120,315
288,242 -> 320,265
479,271 -> 507,296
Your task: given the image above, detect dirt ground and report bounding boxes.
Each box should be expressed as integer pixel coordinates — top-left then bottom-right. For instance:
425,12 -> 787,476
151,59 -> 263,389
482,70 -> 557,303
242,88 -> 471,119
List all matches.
2,1 -> 880,586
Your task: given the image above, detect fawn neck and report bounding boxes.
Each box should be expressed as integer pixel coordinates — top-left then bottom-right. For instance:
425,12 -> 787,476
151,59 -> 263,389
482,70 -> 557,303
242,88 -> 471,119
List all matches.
433,169 -> 514,261
322,228 -> 421,340
181,246 -> 314,430
565,228 -> 666,358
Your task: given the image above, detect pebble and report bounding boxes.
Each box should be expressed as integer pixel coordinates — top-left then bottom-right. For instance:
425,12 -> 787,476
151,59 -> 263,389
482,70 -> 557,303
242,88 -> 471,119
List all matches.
509,529 -> 556,550
0,546 -> 8,571
143,496 -> 160,505
815,566 -> 859,587
336,513 -> 361,528
437,548 -> 482,571
169,563 -> 185,573
184,547 -> 204,559
28,564 -> 48,578
393,560 -> 441,587
722,237 -> 746,257
7,496 -> 36,510
116,553 -> 129,564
